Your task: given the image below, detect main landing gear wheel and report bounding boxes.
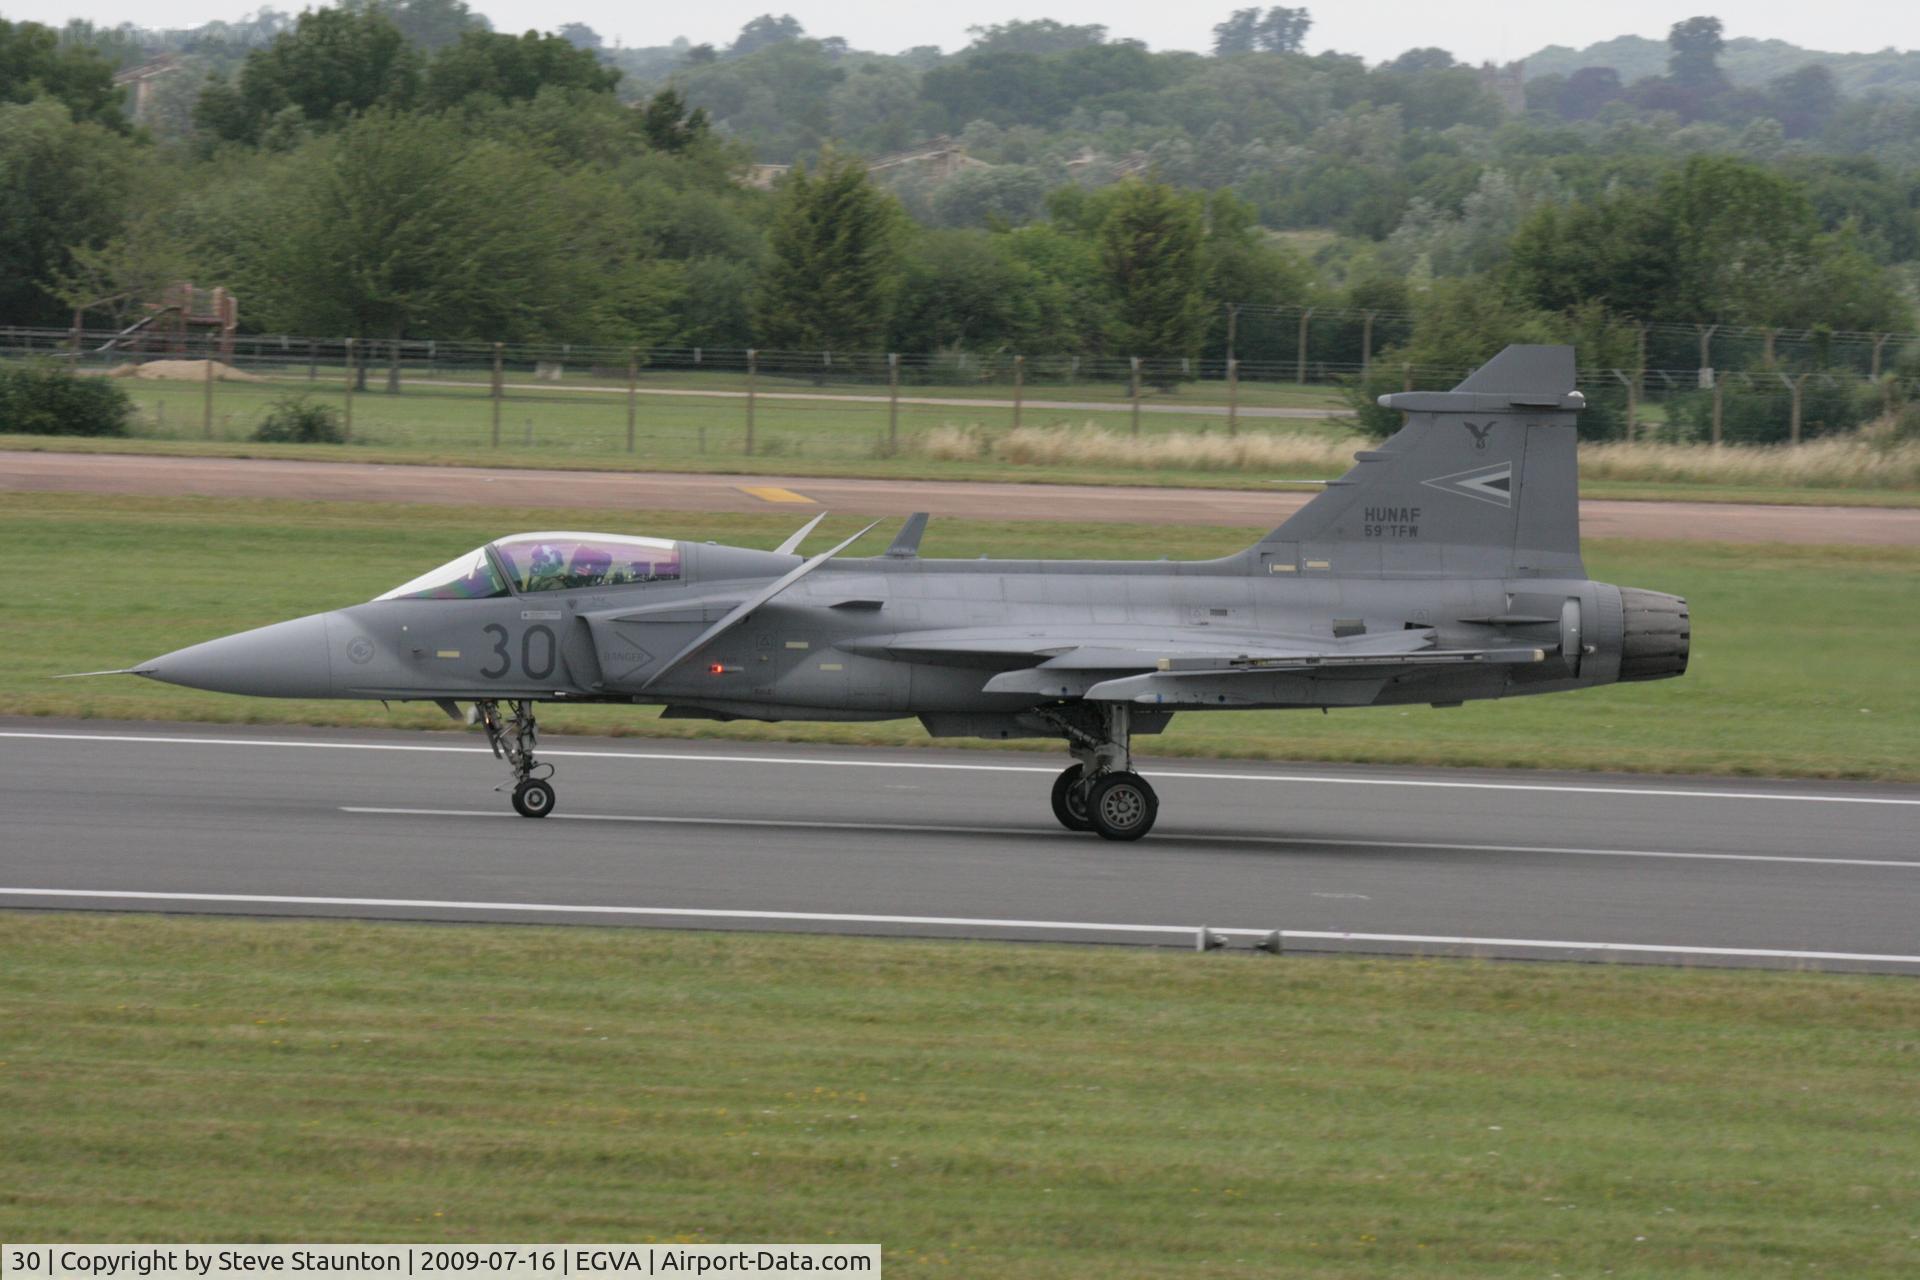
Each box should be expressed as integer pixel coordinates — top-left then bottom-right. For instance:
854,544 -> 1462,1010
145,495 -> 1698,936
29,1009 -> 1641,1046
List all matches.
512,778 -> 555,818
1050,766 -> 1095,832
1087,771 -> 1158,842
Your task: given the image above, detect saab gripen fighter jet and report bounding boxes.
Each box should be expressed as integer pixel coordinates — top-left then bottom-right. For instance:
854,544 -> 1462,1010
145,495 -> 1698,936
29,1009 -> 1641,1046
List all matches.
90,346 -> 1688,839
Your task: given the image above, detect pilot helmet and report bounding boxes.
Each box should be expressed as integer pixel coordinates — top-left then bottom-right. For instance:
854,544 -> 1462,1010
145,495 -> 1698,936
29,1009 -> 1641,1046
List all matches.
528,544 -> 565,579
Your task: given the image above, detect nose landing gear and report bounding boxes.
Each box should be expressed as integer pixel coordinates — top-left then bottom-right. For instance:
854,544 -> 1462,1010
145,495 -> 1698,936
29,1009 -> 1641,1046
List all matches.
1043,703 -> 1159,841
476,699 -> 555,818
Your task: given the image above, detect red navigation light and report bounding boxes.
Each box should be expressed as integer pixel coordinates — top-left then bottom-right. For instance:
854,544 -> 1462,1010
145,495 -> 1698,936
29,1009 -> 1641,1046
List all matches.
708,663 -> 726,675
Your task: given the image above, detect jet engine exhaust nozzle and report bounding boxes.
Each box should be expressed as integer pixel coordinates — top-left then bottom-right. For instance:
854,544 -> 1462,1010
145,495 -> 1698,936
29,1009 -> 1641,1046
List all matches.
1617,588 -> 1690,682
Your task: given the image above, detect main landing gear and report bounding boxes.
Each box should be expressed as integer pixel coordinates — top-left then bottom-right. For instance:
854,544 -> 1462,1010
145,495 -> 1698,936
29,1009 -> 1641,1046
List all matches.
476,699 -> 555,818
1044,704 -> 1158,842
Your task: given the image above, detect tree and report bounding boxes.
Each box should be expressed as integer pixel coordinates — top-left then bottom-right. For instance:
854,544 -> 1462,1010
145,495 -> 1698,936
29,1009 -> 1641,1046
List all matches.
1386,48 -> 1457,74
224,110 -> 623,351
1766,64 -> 1839,139
557,23 -> 602,52
342,0 -> 489,52
889,229 -> 1058,352
965,20 -> 1107,56
1211,7 -> 1311,56
1559,66 -> 1624,120
0,100 -> 138,326
0,18 -> 127,131
424,30 -> 620,108
194,8 -> 420,145
1666,16 -> 1726,91
639,87 -> 710,154
1097,179 -> 1209,371
755,153 -> 902,351
730,15 -> 804,58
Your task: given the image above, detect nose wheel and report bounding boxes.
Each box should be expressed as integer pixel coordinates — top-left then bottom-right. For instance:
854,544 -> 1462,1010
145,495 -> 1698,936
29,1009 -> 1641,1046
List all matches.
477,699 -> 556,818
512,778 -> 555,818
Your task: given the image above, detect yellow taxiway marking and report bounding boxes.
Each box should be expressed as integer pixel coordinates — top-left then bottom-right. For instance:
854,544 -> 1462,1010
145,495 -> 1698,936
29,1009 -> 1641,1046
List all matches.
738,485 -> 816,504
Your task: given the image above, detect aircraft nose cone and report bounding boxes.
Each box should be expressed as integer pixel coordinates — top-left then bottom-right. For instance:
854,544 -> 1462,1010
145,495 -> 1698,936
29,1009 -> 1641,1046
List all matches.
142,613 -> 335,699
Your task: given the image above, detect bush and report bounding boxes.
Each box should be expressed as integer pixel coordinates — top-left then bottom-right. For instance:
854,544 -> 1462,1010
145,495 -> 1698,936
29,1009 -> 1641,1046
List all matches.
1667,376 -> 1878,445
0,362 -> 130,436
252,394 -> 345,444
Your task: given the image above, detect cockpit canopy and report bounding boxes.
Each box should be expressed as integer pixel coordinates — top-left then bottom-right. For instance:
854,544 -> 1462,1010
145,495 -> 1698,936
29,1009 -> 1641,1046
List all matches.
375,533 -> 682,601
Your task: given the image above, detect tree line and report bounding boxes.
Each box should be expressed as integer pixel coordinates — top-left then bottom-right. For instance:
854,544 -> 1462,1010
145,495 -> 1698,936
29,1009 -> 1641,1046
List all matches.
2,5 -> 1917,400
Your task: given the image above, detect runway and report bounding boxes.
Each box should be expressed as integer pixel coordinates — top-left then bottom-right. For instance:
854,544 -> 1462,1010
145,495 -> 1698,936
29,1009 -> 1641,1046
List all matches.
3,720 -> 1916,973
8,450 -> 1919,545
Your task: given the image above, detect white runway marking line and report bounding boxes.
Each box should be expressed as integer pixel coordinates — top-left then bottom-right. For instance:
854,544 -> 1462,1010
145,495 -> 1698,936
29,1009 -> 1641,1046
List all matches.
6,730 -> 1918,807
340,806 -> 1920,870
2,886 -> 1918,966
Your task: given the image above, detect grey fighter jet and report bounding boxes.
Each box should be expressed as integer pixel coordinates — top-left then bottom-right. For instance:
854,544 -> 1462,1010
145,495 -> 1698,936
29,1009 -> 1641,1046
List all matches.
88,346 -> 1688,839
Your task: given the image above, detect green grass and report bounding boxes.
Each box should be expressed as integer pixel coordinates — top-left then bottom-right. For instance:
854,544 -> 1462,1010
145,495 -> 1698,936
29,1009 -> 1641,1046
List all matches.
14,419 -> 1920,508
2,914 -> 1917,1275
4,493 -> 1916,780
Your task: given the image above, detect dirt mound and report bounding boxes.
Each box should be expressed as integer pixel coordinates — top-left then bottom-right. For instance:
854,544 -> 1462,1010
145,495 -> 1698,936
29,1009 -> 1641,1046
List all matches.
109,359 -> 264,383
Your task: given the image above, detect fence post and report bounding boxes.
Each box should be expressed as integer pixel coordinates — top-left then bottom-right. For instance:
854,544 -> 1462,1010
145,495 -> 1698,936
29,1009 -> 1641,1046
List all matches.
69,316 -> 83,364
342,338 -> 355,441
1696,323 -> 1718,385
1012,354 -> 1024,431
1296,308 -> 1313,385
1129,356 -> 1142,436
1224,302 -> 1238,367
490,342 -> 503,448
1710,371 -> 1723,446
1612,369 -> 1637,442
1227,357 -> 1239,437
1360,310 -> 1375,375
887,352 -> 900,455
745,348 -> 757,456
202,355 -> 214,439
1762,327 -> 1778,367
1783,371 -> 1809,445
1872,333 -> 1891,379
626,349 -> 638,454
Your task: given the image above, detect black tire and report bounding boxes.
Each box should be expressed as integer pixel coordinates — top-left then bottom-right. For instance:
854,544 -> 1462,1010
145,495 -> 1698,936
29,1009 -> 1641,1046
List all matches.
1087,772 -> 1158,842
512,778 -> 555,818
1050,765 -> 1095,832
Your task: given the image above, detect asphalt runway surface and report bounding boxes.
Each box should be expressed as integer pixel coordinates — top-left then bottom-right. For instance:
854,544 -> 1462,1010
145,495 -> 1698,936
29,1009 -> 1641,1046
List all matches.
8,450 -> 1918,545
3,720 -> 1916,973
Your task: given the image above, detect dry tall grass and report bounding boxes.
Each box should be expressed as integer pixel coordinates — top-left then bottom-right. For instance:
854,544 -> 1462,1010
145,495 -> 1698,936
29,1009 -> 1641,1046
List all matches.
917,423 -> 1362,475
915,420 -> 1920,489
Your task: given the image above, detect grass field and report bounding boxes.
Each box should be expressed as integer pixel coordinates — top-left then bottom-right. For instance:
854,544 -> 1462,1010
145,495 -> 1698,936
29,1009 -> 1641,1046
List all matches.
2,914 -> 1916,1275
4,493 -> 1915,780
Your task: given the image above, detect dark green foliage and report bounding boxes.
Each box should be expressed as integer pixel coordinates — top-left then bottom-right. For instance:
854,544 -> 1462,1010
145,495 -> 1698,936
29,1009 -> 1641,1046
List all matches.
0,362 -> 129,435
194,8 -> 420,145
422,29 -> 620,109
0,99 -> 137,327
1098,180 -> 1209,371
638,88 -> 709,154
0,18 -> 127,131
730,15 -> 805,58
755,154 -> 902,352
1670,378 -> 1878,445
1211,8 -> 1312,57
251,393 -> 344,443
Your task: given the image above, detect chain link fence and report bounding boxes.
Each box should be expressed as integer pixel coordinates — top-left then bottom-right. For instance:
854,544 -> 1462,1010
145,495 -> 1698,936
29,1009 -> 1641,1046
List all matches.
5,323 -> 1915,456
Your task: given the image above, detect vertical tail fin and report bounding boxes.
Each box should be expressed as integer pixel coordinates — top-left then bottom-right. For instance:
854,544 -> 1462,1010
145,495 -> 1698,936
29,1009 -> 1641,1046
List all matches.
1250,345 -> 1585,579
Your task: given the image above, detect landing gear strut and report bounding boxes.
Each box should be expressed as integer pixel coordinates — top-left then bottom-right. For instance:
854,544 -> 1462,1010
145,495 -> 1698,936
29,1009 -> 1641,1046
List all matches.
1042,704 -> 1158,841
476,699 -> 555,818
